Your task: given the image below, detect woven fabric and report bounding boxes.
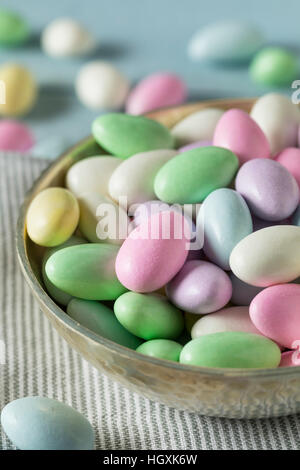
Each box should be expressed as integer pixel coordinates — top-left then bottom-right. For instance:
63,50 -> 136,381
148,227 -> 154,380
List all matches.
1,152 -> 300,451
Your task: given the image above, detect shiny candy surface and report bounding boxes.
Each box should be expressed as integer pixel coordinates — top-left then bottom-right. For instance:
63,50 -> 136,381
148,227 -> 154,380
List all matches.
136,339 -> 183,362
0,63 -> 37,116
250,48 -> 298,87
171,108 -> 223,146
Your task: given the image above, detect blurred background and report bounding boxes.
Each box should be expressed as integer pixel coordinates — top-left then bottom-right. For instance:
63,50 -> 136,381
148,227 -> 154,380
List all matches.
1,0 -> 300,148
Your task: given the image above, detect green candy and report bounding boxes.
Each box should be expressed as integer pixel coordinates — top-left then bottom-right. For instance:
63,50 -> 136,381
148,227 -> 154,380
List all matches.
250,47 -> 298,87
180,332 -> 281,369
42,235 -> 86,306
67,299 -> 142,349
154,146 -> 239,204
92,113 -> 175,159
0,9 -> 29,46
136,339 -> 183,362
114,292 -> 184,340
45,243 -> 127,300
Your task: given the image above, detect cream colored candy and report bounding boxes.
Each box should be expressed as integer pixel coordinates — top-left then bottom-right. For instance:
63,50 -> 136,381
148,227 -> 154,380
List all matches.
78,191 -> 129,244
108,149 -> 176,207
230,225 -> 300,287
41,18 -> 95,57
26,187 -> 79,247
66,156 -> 121,198
0,63 -> 37,116
171,108 -> 224,146
75,61 -> 130,110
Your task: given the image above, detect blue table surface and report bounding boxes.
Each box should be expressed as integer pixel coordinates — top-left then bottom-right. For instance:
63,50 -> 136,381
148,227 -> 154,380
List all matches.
2,0 -> 300,146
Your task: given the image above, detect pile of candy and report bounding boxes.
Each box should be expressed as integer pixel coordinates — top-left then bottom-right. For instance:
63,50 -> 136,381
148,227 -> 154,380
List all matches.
25,92 -> 300,369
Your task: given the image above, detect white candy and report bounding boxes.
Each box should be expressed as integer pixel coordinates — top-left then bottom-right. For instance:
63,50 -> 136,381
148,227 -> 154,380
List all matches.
75,61 -> 130,110
171,108 -> 224,146
41,18 -> 95,57
66,156 -> 121,198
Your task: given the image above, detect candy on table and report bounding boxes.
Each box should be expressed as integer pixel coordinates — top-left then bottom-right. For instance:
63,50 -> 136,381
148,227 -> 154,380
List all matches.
187,20 -> 264,63
45,243 -> 127,300
126,72 -> 187,115
171,108 -> 224,147
279,351 -> 300,367
92,113 -> 175,158
197,188 -> 253,270
0,63 -> 37,116
166,260 -> 232,314
178,140 -> 212,152
136,339 -> 183,362
1,397 -> 94,450
213,109 -> 270,164
250,47 -> 298,87
154,146 -> 239,204
229,273 -> 264,306
235,158 -> 299,221
250,93 -> 300,155
31,135 -> 71,160
230,225 -> 300,287
26,187 -> 79,247
276,147 -> 300,189
76,61 -> 129,110
0,9 -> 29,46
0,119 -> 34,152
114,292 -> 184,340
41,18 -> 95,57
180,332 -> 281,369
67,298 -> 142,349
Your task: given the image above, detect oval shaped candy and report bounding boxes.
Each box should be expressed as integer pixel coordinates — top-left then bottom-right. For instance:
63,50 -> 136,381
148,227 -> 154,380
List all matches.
126,72 -> 186,115
229,273 -> 264,306
136,339 -> 183,362
230,225 -> 300,287
67,298 -> 142,349
108,149 -> 176,207
0,63 -> 37,116
198,188 -> 252,269
276,147 -> 300,189
250,47 -> 298,87
46,243 -> 127,300
213,109 -> 270,164
180,332 -> 280,368
250,284 -> 300,349
154,146 -> 239,204
26,187 -> 79,247
1,397 -> 94,450
0,9 -> 29,46
0,119 -> 34,152
114,292 -> 184,340
66,156 -> 121,198
115,211 -> 189,292
166,260 -> 232,314
171,108 -> 223,146
235,159 -> 299,221
92,113 -> 174,159
250,93 -> 300,155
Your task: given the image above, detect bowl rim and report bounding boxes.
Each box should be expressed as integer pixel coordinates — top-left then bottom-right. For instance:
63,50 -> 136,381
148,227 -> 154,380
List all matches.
16,98 -> 300,380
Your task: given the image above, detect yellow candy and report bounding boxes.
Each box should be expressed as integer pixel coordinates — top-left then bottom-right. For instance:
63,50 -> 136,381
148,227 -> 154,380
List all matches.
0,63 -> 37,116
26,188 -> 79,247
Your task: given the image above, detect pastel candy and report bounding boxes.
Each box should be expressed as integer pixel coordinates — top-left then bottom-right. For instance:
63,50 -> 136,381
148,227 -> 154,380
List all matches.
115,211 -> 190,292
171,108 -> 224,146
136,339 -> 183,362
250,93 -> 300,155
126,72 -> 186,115
114,292 -> 184,340
229,273 -> 264,306
178,140 -> 212,152
276,147 -> 300,189
235,159 -> 299,221
92,113 -> 174,159
180,332 -> 280,369
0,63 -> 37,116
154,146 -> 239,204
213,109 -> 270,164
191,306 -> 263,339
279,351 -> 300,367
188,21 -> 264,63
250,47 -> 298,87
66,156 -> 121,198
230,225 -> 300,287
1,397 -> 94,450
0,9 -> 29,46
198,188 -> 253,270
0,119 -> 34,152
67,298 -> 142,349
166,260 -> 232,314
108,149 -> 176,207
26,187 -> 79,247
250,284 -> 300,349
46,243 -> 127,300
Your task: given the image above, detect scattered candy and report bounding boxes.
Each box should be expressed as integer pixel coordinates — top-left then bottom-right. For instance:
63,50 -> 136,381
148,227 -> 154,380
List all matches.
250,47 -> 298,87
136,339 -> 183,361
276,147 -> 300,189
0,9 -> 29,46
0,119 -> 34,152
171,108 -> 223,146
0,63 -> 37,116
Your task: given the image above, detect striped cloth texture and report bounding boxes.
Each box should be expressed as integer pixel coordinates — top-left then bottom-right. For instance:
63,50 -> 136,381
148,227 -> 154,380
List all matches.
1,152 -> 300,451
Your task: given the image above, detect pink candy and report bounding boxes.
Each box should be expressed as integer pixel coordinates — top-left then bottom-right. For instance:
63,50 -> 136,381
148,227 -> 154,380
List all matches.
276,147 -> 300,189
0,120 -> 34,152
279,351 -> 300,367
